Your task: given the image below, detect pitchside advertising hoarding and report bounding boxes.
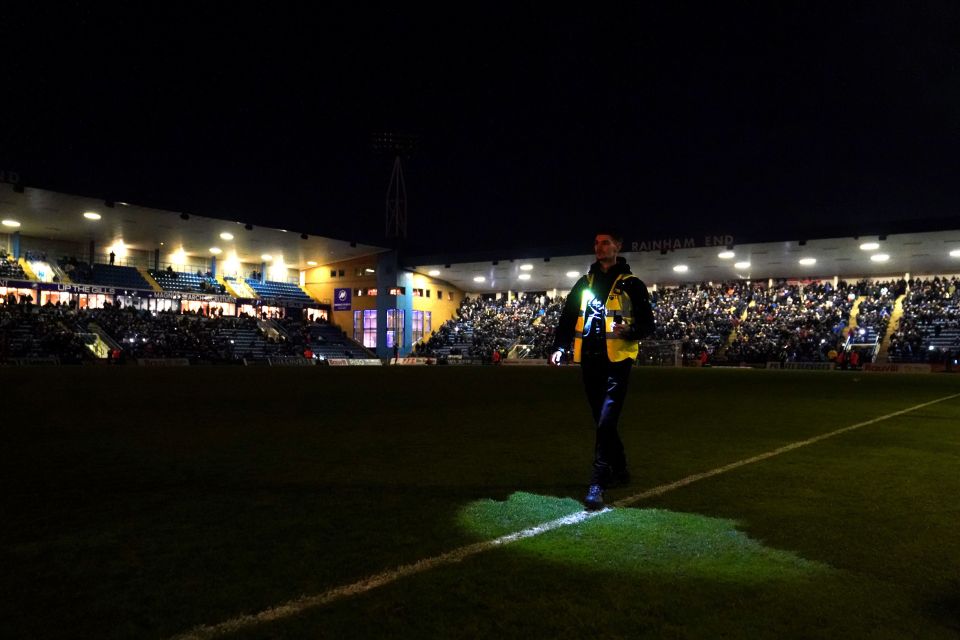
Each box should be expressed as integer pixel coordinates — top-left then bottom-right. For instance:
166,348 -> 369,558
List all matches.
333,288 -> 351,310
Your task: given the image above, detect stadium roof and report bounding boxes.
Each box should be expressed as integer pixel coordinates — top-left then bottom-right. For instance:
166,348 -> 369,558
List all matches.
0,185 -> 387,268
407,229 -> 960,293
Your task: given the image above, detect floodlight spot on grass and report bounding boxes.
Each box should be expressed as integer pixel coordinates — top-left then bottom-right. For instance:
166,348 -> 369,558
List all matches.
460,492 -> 829,584
458,492 -> 585,538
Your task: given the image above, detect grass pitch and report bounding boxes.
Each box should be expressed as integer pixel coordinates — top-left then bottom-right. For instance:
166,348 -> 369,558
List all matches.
2,366 -> 959,639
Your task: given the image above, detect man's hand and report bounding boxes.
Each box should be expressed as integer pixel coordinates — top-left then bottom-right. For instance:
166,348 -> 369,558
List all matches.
611,322 -> 632,338
548,350 -> 564,366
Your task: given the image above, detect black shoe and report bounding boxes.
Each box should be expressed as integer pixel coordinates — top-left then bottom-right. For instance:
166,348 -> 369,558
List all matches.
584,484 -> 605,511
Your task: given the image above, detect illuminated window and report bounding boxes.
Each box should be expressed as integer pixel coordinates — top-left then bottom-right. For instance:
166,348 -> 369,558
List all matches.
354,309 -> 377,348
412,310 -> 424,343
387,309 -> 404,349
425,311 -> 431,335
366,288 -> 378,296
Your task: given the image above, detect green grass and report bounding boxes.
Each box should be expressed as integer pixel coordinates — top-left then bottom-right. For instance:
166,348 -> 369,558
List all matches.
2,367 -> 959,638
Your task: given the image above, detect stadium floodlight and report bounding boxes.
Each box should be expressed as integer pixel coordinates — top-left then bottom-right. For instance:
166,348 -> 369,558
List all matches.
673,265 -> 688,273
83,211 -> 101,220
220,232 -> 234,240
860,242 -> 880,251
718,251 -> 735,259
799,257 -> 816,266
949,249 -> 960,258
473,276 -> 485,282
734,261 -> 751,269
520,264 -> 534,271
566,271 -> 580,277
428,269 -> 440,276
518,273 -> 531,281
1,219 -> 20,227
209,247 -> 222,255
261,254 -> 273,261
870,253 -> 890,263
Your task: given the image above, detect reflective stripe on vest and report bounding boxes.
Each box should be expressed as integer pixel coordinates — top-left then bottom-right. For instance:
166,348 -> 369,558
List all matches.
572,272 -> 640,363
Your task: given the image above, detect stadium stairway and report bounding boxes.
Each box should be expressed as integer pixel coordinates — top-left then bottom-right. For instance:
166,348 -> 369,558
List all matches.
216,274 -> 243,298
223,276 -> 257,298
847,296 -> 866,333
51,262 -> 72,284
875,292 -> 907,363
136,267 -> 164,292
17,257 -> 39,281
717,306 -> 750,359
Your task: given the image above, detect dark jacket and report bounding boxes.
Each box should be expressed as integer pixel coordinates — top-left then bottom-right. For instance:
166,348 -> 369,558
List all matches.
552,256 -> 655,355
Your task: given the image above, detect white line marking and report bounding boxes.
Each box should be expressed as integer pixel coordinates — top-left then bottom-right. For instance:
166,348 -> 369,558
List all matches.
170,392 -> 960,640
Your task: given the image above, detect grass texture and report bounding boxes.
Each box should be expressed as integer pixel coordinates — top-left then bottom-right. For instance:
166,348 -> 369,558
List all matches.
2,366 -> 959,638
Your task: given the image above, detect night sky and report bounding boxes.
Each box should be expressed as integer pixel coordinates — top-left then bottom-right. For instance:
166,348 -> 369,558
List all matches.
3,3 -> 960,254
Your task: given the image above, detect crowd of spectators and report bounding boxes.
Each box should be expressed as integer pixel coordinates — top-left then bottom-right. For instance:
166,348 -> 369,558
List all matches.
887,277 -> 960,363
725,281 -> 857,363
1,249 -> 28,279
413,279 -> 904,365
650,281 -> 755,359
0,300 -> 90,362
417,295 -> 564,361
5,274 -> 960,365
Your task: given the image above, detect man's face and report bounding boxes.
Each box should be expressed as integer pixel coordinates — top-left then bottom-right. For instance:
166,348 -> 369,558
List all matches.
594,235 -> 621,262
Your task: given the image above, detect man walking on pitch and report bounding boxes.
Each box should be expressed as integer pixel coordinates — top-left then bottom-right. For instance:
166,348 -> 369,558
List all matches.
549,231 -> 655,510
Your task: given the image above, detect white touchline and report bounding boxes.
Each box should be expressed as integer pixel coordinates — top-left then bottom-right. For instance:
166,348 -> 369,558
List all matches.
170,392 -> 960,640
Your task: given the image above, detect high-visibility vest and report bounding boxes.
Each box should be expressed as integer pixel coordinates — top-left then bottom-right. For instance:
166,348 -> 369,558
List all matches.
572,272 -> 640,363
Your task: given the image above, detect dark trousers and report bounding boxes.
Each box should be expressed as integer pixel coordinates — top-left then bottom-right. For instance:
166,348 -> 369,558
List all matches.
580,356 -> 633,485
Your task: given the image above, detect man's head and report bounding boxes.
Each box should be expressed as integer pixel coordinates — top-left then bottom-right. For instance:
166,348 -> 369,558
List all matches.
594,231 -> 623,266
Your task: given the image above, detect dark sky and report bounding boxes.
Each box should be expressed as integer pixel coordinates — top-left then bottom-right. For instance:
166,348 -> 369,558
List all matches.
3,3 -> 960,253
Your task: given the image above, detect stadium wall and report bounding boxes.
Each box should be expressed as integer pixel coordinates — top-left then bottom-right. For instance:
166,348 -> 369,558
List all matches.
301,252 -> 466,356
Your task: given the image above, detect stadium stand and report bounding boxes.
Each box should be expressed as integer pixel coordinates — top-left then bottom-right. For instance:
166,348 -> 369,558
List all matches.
417,295 -> 564,361
0,303 -> 90,362
244,278 -> 314,304
276,317 -> 375,359
149,268 -> 227,294
888,277 -> 960,363
55,258 -> 152,290
4,269 -> 960,366
1,249 -> 28,279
